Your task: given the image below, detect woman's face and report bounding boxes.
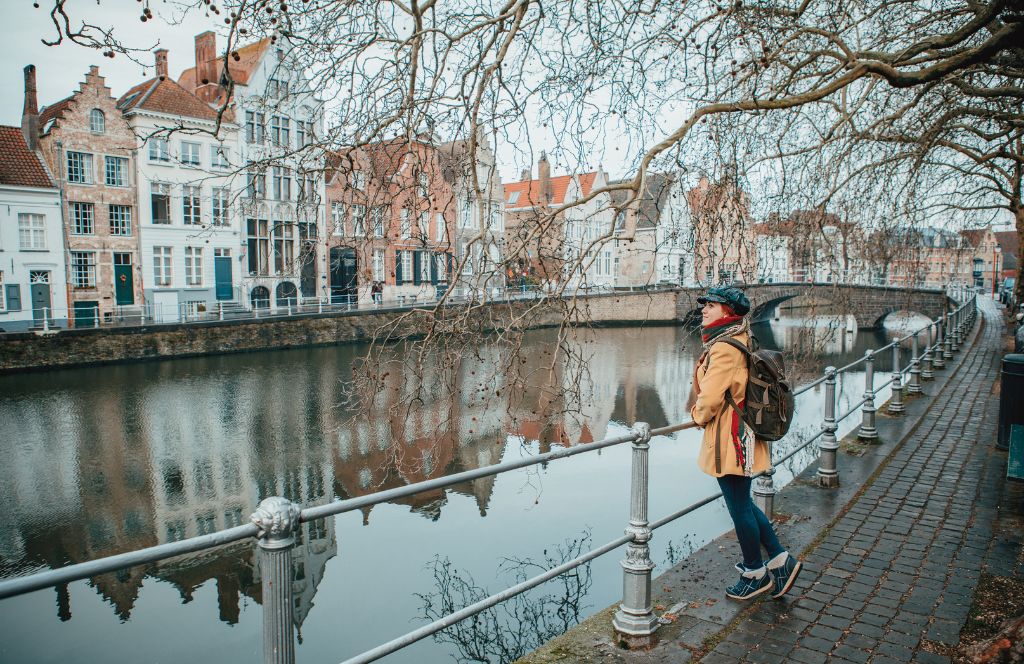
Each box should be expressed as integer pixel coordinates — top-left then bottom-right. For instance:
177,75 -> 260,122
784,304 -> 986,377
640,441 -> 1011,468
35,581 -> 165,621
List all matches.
701,301 -> 729,326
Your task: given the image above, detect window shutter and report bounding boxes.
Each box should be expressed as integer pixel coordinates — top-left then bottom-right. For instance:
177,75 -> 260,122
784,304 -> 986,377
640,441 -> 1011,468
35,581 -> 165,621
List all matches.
5,284 -> 21,311
395,250 -> 403,284
413,251 -> 422,285
430,254 -> 438,285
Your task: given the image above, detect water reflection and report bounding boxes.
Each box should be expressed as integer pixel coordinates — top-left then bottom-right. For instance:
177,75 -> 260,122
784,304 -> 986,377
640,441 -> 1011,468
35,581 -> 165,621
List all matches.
0,312 -> 916,663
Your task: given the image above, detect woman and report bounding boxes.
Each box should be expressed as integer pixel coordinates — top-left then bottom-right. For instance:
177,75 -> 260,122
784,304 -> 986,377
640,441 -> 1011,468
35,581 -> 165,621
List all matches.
689,286 -> 801,600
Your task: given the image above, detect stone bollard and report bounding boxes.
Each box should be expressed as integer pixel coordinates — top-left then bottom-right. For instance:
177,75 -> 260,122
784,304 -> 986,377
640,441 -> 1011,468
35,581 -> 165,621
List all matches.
859,350 -> 878,440
932,318 -> 946,369
889,343 -> 904,414
921,324 -> 934,381
251,497 -> 301,664
817,367 -> 840,488
613,422 -> 659,648
907,332 -> 923,395
753,463 -> 776,520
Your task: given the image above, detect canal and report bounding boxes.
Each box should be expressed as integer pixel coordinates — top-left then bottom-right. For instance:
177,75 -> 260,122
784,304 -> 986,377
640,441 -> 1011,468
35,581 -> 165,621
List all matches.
0,310 -> 926,663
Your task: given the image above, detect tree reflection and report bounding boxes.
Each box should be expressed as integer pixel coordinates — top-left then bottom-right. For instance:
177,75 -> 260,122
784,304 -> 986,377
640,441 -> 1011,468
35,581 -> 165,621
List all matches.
417,532 -> 593,664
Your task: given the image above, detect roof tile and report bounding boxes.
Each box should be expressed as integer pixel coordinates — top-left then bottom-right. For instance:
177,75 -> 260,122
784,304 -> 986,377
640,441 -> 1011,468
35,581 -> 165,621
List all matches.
0,126 -> 54,189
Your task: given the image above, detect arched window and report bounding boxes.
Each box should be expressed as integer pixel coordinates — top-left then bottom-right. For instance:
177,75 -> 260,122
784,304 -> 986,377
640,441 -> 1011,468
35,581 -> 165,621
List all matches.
89,109 -> 105,134
276,281 -> 297,307
250,286 -> 270,309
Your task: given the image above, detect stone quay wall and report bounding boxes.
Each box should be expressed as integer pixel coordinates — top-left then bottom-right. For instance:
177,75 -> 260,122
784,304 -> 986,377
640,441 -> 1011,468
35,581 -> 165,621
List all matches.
0,290 -> 680,373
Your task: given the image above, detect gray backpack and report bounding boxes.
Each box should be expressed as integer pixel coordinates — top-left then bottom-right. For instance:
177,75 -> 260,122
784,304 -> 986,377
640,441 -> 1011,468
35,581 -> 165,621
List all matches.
716,337 -> 795,442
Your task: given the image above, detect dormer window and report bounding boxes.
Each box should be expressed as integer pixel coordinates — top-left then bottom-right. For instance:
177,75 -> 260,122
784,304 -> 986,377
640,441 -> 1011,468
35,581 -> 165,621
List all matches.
89,109 -> 105,134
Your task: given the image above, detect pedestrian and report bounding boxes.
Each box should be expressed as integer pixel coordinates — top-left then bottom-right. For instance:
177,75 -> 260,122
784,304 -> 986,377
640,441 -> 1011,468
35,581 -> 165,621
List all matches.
689,286 -> 802,600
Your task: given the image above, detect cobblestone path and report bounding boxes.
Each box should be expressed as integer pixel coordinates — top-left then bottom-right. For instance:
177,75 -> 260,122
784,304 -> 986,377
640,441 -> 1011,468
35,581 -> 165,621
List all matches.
702,298 -> 1020,664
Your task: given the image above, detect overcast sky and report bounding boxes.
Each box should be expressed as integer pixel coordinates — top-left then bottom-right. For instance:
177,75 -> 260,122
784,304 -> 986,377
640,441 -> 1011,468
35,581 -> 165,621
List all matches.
0,4 -> 223,125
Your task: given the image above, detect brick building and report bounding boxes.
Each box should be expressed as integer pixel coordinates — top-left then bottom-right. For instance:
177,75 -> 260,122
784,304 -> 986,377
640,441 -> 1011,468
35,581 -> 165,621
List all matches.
325,137 -> 457,304
30,65 -> 144,325
686,172 -> 758,285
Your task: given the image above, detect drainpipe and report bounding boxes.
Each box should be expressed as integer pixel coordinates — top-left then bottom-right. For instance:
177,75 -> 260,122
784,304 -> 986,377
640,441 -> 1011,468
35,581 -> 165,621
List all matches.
55,139 -> 73,324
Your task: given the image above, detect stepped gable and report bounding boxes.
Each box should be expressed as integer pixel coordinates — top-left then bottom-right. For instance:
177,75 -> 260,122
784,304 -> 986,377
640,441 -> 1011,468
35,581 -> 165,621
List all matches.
0,125 -> 54,189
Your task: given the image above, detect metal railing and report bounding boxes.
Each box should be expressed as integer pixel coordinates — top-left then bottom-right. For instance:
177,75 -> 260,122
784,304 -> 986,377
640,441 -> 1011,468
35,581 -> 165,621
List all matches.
0,293 -> 978,664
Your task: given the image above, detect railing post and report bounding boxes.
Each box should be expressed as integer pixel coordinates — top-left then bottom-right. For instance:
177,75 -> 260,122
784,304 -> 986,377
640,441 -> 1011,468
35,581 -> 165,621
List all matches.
251,497 -> 300,664
42,307 -> 50,332
908,332 -> 923,395
859,350 -> 878,440
753,463 -> 776,520
951,308 -> 961,352
219,302 -> 225,321
817,367 -> 839,488
932,317 -> 946,369
318,298 -> 323,314
921,324 -> 934,381
943,312 -> 953,360
613,422 -> 658,647
888,343 -> 904,414
287,303 -> 293,316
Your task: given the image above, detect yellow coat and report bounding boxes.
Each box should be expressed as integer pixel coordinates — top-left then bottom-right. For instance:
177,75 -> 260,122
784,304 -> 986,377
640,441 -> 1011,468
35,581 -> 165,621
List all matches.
689,331 -> 771,478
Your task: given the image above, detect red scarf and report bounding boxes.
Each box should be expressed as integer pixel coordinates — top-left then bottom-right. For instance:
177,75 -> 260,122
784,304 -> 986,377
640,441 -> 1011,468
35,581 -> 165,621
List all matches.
701,314 -> 743,342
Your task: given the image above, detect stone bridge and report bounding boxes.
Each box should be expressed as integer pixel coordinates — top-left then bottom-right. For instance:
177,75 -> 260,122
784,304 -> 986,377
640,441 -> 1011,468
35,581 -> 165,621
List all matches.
674,282 -> 950,329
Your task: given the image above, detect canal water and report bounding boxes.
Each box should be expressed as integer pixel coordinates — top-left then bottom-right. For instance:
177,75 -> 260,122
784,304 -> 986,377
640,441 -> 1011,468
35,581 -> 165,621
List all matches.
0,310 -> 929,663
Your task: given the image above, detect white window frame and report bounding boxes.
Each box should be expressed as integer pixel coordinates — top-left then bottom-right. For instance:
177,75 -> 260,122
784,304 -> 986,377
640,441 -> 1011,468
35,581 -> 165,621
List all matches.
331,203 -> 345,235
18,213 -> 46,249
352,205 -> 366,237
109,205 -> 132,236
401,250 -> 413,284
211,145 -> 230,169
211,187 -> 230,226
183,185 -> 202,225
153,246 -> 173,286
66,151 -> 94,184
372,249 -> 385,281
418,212 -> 428,239
70,202 -> 94,235
70,251 -> 97,288
400,209 -> 411,238
148,138 -> 170,163
104,156 -> 128,187
435,212 -> 445,243
420,252 -> 431,282
352,170 -> 366,191
372,206 -> 386,238
89,109 -> 105,134
181,142 -> 201,166
184,246 -> 203,286
151,183 -> 171,224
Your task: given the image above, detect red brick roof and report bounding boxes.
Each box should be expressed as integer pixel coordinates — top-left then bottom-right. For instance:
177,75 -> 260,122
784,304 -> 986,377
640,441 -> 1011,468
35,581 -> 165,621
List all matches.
38,95 -> 74,133
179,38 -> 271,90
0,126 -> 54,189
118,77 -> 224,121
504,172 -> 597,209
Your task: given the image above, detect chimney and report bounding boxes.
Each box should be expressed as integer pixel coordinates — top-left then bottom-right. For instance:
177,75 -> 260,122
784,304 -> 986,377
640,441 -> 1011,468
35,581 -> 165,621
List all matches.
22,65 -> 39,151
154,49 -> 168,79
538,151 -> 551,204
520,168 -> 530,182
194,31 -> 218,88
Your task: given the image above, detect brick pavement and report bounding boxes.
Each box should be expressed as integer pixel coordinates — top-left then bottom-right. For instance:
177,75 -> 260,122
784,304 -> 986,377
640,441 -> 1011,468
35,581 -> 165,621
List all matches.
701,298 -> 1020,664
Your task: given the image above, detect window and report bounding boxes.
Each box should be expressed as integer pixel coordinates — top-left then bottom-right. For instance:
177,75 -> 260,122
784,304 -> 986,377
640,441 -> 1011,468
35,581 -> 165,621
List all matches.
331,203 -> 345,235
104,156 -> 128,187
420,251 -> 430,282
435,253 -> 447,281
211,188 -> 229,226
461,197 -> 472,228
151,183 -> 171,223
183,185 -> 201,225
109,205 -> 132,236
70,202 -> 94,234
181,142 -> 201,166
89,109 -> 105,134
400,208 -> 411,238
246,168 -> 266,199
211,145 -> 230,169
372,206 -> 387,238
296,120 -> 313,147
18,213 -> 46,249
352,170 -> 366,191
268,78 -> 289,99
298,172 -> 316,202
245,111 -> 265,144
148,138 -> 169,162
71,251 -> 97,288
247,219 -> 270,276
270,116 -> 290,147
352,205 -> 366,236
418,212 -> 428,239
401,251 -> 413,283
66,151 -> 94,184
489,205 -> 501,231
418,172 -> 429,197
153,246 -> 172,286
272,222 -> 295,274
272,167 -> 292,200
185,247 -> 203,286
373,249 -> 384,281
460,241 -> 472,275
435,212 -> 445,243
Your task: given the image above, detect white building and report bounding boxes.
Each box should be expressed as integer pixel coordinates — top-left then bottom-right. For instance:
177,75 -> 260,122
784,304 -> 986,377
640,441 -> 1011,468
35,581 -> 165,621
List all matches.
179,33 -> 328,310
755,225 -> 791,283
0,125 -> 67,332
118,50 -> 244,322
562,169 -> 617,289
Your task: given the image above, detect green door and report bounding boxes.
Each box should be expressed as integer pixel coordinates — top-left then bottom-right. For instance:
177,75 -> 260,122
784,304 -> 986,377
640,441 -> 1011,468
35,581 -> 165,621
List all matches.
214,256 -> 233,300
114,253 -> 134,305
74,301 -> 99,328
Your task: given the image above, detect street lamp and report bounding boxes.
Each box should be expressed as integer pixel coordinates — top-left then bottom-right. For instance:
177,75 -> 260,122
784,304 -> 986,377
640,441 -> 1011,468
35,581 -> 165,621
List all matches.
993,244 -> 1002,297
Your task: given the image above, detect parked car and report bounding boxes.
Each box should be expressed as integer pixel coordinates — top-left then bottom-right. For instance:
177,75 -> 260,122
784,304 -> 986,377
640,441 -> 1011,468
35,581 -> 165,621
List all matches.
999,277 -> 1016,306
1015,307 -> 1024,353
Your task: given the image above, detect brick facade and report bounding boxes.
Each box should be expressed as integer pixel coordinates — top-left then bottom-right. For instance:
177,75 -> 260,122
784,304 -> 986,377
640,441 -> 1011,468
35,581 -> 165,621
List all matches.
36,66 -> 143,324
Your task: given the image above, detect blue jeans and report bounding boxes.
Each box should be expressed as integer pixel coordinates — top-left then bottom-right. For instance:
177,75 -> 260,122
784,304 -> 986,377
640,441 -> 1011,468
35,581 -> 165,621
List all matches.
717,475 -> 784,569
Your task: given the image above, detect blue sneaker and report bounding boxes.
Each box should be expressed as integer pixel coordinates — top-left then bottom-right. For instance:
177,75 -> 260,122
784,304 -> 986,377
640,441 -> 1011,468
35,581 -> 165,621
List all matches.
767,552 -> 802,599
725,566 -> 772,600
